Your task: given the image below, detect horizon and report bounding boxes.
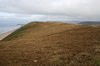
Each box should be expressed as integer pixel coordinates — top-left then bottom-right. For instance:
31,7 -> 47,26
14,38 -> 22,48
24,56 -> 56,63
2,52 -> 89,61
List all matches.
0,20 -> 100,34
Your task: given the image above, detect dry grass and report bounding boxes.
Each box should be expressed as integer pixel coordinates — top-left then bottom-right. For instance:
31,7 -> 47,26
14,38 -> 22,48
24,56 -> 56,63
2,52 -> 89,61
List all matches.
0,22 -> 100,66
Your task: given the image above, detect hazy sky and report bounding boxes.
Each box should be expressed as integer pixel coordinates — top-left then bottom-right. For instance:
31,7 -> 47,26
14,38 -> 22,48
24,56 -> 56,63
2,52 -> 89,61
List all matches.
0,0 -> 100,24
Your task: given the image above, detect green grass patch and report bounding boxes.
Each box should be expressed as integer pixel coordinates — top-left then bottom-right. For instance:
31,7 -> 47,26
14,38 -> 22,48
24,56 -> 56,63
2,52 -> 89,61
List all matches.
95,59 -> 100,66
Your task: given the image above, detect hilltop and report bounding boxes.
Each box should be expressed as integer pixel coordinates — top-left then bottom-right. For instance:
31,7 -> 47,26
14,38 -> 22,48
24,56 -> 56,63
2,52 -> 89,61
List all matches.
0,22 -> 100,66
2,22 -> 78,41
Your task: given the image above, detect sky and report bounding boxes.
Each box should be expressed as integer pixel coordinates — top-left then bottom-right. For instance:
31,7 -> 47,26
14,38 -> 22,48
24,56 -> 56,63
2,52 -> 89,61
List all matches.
0,0 -> 100,26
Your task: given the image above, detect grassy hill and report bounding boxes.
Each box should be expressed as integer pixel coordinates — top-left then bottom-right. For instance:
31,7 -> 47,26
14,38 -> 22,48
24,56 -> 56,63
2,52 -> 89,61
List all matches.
0,22 -> 100,66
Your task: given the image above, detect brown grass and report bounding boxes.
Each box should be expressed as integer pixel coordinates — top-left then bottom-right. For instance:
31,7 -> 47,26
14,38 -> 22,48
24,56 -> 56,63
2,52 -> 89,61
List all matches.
0,22 -> 100,66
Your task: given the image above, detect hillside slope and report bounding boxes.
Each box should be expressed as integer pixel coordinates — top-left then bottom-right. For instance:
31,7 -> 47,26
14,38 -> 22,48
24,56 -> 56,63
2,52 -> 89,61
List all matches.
2,22 -> 78,41
0,22 -> 100,66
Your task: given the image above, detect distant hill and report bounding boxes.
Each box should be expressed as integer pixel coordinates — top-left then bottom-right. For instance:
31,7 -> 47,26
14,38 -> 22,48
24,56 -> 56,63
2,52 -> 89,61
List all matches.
79,21 -> 100,25
0,22 -> 100,66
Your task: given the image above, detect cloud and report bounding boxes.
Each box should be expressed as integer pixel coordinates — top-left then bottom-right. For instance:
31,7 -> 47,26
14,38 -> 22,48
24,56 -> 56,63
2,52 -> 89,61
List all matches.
0,0 -> 100,21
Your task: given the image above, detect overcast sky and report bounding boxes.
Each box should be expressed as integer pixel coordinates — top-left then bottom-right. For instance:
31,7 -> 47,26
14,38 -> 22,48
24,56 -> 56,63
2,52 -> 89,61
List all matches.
0,0 -> 100,24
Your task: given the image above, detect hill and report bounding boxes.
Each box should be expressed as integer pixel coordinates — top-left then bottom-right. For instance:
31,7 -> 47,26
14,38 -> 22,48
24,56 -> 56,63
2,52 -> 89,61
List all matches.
2,22 -> 78,41
0,22 -> 100,66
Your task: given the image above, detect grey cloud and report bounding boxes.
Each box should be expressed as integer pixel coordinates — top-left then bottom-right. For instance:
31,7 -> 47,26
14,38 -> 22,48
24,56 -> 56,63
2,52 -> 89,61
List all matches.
0,0 -> 100,20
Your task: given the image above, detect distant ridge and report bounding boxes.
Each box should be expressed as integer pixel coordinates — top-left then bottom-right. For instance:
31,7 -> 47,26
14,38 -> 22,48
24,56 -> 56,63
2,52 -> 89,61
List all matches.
79,21 -> 100,25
